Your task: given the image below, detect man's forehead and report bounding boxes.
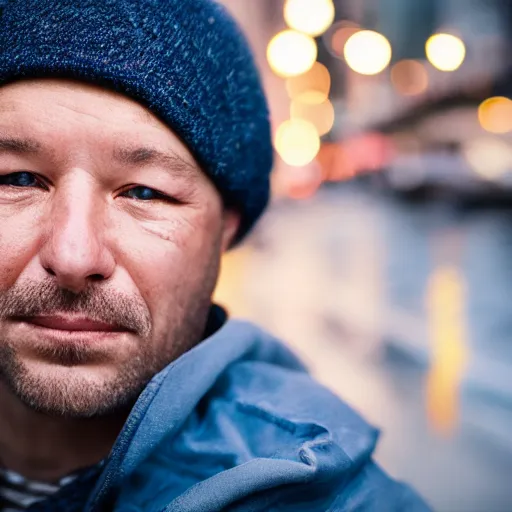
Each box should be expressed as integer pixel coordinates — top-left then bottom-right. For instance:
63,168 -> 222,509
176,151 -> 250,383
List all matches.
0,99 -> 17,114
0,79 -> 161,126
0,79 -> 199,168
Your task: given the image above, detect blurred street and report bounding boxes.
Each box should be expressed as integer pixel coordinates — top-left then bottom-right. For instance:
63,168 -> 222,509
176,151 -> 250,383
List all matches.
215,185 -> 512,512
217,0 -> 512,509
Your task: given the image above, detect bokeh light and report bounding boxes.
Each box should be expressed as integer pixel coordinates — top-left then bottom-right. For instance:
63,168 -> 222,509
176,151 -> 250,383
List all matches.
267,30 -> 318,78
463,137 -> 512,180
426,33 -> 466,72
275,119 -> 321,167
478,96 -> 512,134
291,98 -> 335,136
327,21 -> 361,59
286,62 -> 331,105
391,59 -> 429,96
284,0 -> 335,37
344,30 -> 392,76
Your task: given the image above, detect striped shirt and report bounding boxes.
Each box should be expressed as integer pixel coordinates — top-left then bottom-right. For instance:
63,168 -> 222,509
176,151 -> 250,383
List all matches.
0,466 -> 95,512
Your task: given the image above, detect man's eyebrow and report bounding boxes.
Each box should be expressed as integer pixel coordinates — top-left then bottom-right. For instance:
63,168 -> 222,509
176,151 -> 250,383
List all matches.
0,136 -> 43,154
113,145 -> 200,179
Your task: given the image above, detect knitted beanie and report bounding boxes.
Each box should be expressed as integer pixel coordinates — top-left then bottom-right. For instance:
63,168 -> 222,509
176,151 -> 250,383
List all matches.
0,0 -> 273,242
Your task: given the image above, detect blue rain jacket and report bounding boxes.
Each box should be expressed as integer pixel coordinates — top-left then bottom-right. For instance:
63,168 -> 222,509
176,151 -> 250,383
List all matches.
82,319 -> 431,511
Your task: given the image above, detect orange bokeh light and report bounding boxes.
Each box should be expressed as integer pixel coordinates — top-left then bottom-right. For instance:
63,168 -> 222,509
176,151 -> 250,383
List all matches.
391,60 -> 429,96
478,96 -> 512,134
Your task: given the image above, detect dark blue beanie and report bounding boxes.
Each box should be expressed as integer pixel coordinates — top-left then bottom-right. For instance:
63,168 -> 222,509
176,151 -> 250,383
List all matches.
0,0 -> 273,242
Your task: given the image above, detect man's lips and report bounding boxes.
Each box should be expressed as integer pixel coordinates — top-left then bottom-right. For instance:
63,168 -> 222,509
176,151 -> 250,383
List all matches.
22,315 -> 124,332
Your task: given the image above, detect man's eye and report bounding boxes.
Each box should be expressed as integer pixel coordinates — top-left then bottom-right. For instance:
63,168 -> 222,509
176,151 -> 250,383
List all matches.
121,186 -> 170,202
0,171 -> 42,188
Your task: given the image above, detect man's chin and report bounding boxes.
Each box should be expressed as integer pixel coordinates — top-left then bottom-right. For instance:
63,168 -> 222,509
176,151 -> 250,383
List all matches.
0,356 -> 149,418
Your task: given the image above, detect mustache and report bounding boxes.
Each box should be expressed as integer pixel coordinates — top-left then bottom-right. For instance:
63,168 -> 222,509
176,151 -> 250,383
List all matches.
0,279 -> 152,337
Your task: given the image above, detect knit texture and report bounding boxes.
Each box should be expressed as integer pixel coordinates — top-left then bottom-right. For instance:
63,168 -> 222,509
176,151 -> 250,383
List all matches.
0,0 -> 273,241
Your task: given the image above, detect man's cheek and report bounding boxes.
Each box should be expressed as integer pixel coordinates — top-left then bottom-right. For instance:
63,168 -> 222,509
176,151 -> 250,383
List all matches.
0,261 -> 17,290
0,227 -> 39,290
140,251 -> 205,320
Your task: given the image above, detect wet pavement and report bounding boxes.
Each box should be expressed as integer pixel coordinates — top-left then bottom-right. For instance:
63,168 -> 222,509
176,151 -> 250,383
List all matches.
214,183 -> 512,512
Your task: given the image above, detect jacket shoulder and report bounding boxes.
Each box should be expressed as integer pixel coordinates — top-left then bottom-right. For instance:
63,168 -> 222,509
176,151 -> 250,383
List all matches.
216,357 -> 380,464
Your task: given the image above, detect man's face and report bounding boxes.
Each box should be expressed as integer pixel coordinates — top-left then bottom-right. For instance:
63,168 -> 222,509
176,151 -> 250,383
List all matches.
0,79 -> 238,418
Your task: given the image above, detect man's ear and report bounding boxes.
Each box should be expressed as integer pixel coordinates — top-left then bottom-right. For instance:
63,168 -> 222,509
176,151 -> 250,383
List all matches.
220,209 -> 241,252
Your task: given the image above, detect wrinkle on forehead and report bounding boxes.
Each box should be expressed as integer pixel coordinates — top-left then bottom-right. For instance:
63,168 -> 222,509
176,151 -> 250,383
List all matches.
54,101 -> 108,123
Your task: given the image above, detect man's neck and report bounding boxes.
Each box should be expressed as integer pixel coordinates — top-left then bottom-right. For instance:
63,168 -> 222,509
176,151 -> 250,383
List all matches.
0,382 -> 126,483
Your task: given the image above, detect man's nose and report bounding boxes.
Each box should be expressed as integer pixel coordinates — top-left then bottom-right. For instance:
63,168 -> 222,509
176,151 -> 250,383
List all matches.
39,187 -> 115,294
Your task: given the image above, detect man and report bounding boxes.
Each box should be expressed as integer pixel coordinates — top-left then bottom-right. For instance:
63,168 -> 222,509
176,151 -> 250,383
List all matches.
0,0 -> 430,510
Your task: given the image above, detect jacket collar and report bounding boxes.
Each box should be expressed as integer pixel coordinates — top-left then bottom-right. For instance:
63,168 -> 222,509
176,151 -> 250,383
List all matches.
85,317 -> 303,511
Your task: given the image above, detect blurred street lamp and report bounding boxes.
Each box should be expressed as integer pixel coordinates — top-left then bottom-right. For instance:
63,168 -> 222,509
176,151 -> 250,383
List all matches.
391,59 -> 429,96
291,98 -> 335,136
275,119 -> 321,167
267,29 -> 317,78
286,61 -> 331,104
426,33 -> 466,72
478,96 -> 512,134
344,30 -> 392,76
284,0 -> 335,38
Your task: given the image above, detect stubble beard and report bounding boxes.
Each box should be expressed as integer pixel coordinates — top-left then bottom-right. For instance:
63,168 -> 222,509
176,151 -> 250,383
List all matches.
0,248 -> 221,419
